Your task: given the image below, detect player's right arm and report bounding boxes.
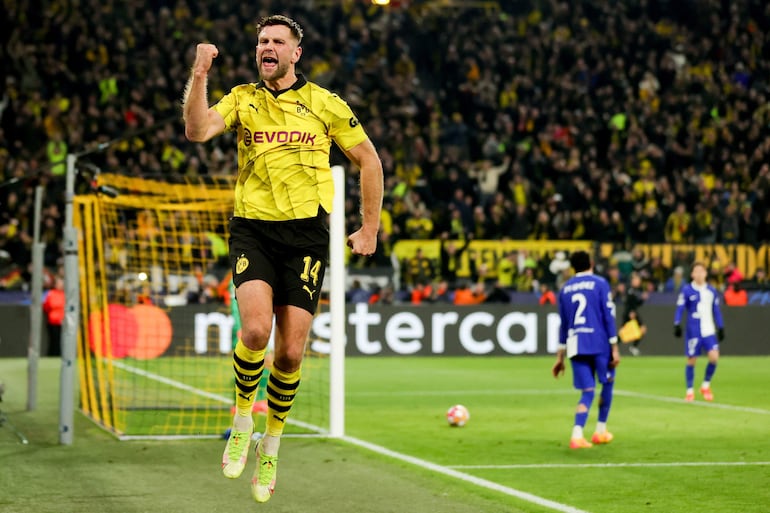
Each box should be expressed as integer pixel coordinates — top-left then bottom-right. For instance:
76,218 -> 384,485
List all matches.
183,43 -> 226,142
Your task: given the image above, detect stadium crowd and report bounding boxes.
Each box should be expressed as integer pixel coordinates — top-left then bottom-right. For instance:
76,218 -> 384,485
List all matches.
2,0 -> 770,302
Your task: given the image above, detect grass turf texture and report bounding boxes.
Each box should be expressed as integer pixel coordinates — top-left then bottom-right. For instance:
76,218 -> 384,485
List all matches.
1,355 -> 769,512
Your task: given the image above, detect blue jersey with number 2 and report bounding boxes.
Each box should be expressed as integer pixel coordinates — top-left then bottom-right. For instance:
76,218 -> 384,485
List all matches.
558,272 -> 618,358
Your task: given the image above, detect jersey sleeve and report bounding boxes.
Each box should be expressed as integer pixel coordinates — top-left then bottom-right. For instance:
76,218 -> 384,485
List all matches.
712,287 -> 725,329
324,94 -> 367,151
212,88 -> 240,132
674,287 -> 686,325
557,291 -> 568,347
602,282 -> 618,344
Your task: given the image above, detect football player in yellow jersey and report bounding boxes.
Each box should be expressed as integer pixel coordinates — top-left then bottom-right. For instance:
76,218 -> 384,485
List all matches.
183,14 -> 383,503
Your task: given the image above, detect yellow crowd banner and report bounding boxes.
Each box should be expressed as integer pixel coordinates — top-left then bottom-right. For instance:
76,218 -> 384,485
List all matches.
597,243 -> 770,278
392,240 -> 770,279
392,239 -> 593,278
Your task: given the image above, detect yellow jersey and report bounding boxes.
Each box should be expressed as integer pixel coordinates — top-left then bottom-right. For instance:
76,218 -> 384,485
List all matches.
213,75 -> 367,220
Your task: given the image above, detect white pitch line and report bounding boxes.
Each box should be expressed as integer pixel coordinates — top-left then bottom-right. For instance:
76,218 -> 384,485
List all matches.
107,364 -> 767,511
351,388 -> 770,415
111,359 -> 232,404
342,435 -> 590,513
614,390 -> 770,414
349,388 -> 574,397
111,360 -> 327,435
112,362 -> 589,510
449,461 -> 770,470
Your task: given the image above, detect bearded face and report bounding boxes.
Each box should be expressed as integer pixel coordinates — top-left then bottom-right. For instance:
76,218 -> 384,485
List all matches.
255,25 -> 302,84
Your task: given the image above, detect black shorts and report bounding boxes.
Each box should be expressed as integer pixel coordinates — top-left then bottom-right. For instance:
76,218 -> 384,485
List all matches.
229,215 -> 328,314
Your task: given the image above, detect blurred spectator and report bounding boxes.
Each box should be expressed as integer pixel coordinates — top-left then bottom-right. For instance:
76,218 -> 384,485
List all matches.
515,267 -> 537,293
368,284 -> 394,305
346,279 -> 371,304
404,203 -> 433,239
495,250 -> 517,290
538,283 -> 556,306
648,257 -> 668,291
484,281 -> 512,304
469,156 -> 511,205
42,275 -> 65,356
548,251 -> 570,283
739,204 -> 760,245
619,273 -> 648,356
719,204 -> 740,243
723,282 -> 748,306
453,281 -> 486,305
404,247 -> 434,287
664,203 -> 691,243
692,204 -> 718,244
664,266 -> 686,293
410,281 -> 433,305
438,232 -> 471,288
630,248 -> 651,282
723,261 -> 744,285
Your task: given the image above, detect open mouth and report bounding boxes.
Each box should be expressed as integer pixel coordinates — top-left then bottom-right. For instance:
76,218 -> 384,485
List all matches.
261,56 -> 278,70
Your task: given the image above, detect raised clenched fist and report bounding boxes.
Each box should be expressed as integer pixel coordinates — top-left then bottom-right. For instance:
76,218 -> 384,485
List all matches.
193,43 -> 219,74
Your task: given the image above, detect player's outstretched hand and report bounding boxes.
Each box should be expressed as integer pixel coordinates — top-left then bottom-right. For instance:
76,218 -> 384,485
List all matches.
193,43 -> 219,74
673,325 -> 682,338
718,327 -> 725,342
552,360 -> 565,378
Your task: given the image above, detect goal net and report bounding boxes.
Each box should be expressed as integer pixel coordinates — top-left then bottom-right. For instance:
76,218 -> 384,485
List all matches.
74,173 -> 331,439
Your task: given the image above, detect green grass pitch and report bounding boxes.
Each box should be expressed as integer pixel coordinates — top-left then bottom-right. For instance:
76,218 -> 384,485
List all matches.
1,354 -> 768,512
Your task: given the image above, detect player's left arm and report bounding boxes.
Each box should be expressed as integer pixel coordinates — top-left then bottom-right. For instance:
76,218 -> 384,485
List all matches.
713,288 -> 726,340
342,138 -> 383,256
557,290 -> 568,347
602,282 -> 621,368
602,282 -> 618,344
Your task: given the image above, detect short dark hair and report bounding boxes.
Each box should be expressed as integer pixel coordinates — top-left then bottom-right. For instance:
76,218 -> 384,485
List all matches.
256,15 -> 303,43
569,251 -> 591,273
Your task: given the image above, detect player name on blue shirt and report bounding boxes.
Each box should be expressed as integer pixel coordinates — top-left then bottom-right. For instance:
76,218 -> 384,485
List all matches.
558,272 -> 618,358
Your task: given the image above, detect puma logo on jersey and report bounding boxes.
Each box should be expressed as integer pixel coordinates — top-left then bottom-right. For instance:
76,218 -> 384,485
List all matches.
302,285 -> 316,300
249,103 -> 258,113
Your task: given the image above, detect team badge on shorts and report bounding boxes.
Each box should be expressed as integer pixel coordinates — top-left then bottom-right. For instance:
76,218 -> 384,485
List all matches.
236,254 -> 249,274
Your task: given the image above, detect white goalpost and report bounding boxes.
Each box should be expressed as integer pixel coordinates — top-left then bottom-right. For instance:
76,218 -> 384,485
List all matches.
329,165 -> 347,438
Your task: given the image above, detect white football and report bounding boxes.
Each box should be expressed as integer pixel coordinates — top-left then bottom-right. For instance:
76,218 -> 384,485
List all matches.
446,404 -> 470,427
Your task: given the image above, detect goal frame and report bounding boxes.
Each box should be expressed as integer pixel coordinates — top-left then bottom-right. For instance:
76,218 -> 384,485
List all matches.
59,156 -> 347,443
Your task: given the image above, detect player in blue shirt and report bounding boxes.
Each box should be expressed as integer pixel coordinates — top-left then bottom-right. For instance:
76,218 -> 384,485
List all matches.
553,251 -> 620,449
673,261 -> 725,402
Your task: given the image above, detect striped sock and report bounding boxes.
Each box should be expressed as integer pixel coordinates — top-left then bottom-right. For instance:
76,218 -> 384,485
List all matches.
265,365 -> 301,437
233,340 -> 265,417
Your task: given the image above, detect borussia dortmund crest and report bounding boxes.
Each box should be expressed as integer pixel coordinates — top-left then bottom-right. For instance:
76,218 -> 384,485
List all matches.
236,254 -> 249,274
